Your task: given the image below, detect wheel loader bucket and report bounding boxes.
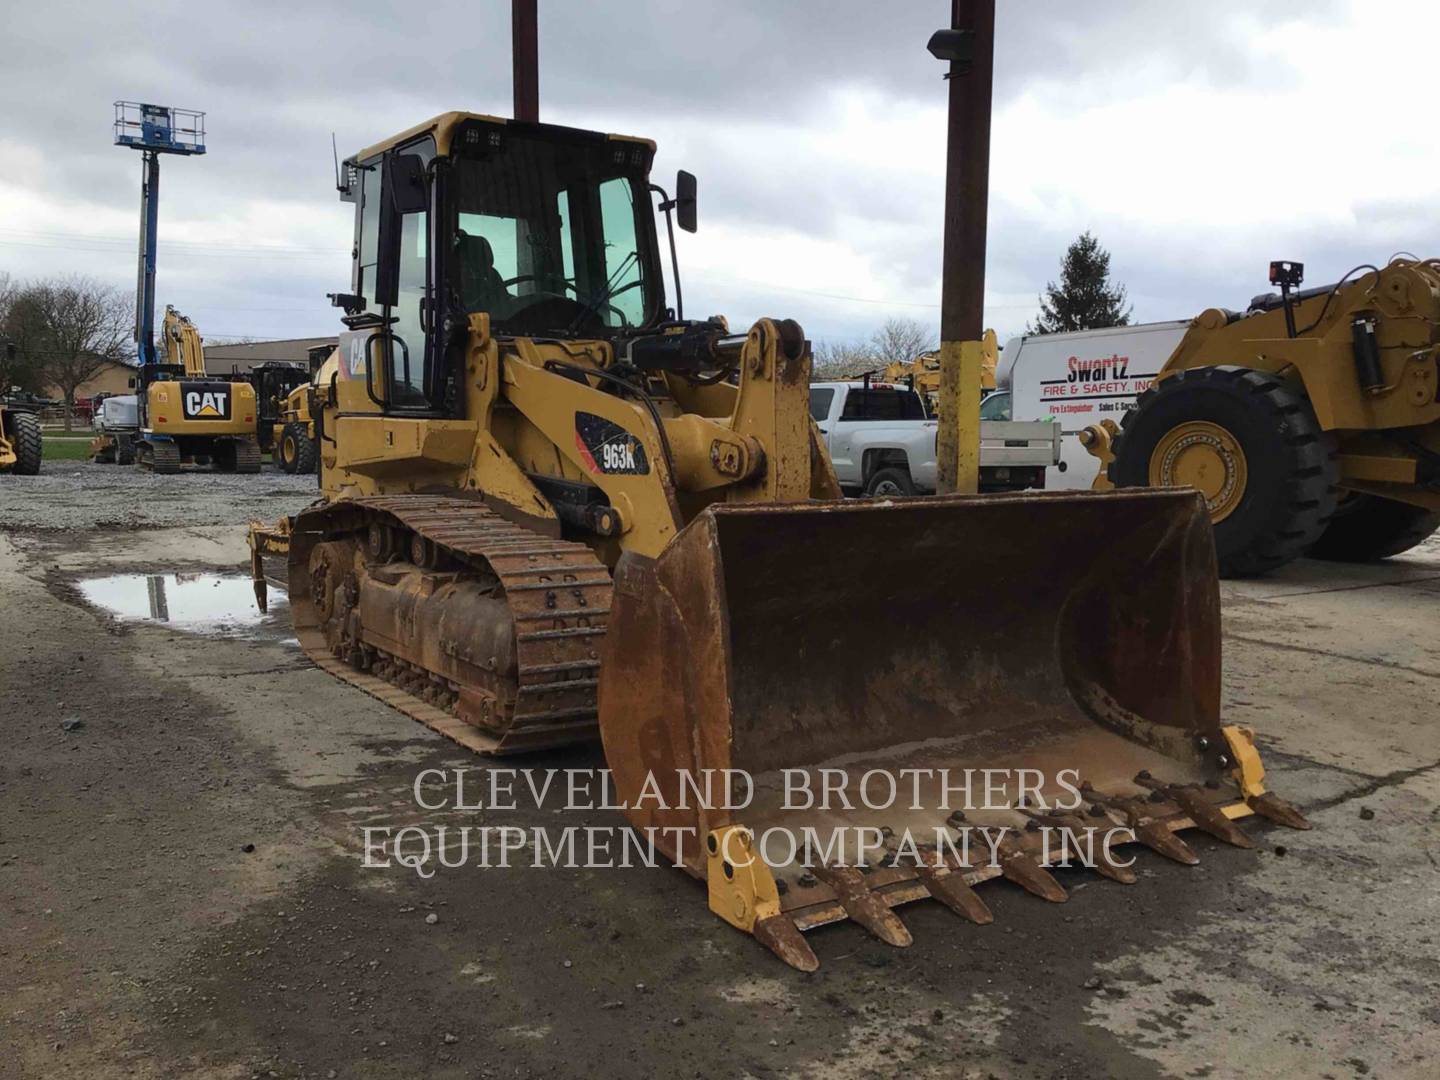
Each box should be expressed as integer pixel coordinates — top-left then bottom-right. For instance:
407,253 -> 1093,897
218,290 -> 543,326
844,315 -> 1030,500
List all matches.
599,488 -> 1307,970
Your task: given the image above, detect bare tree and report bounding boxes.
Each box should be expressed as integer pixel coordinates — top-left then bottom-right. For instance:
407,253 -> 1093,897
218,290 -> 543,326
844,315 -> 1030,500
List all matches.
24,277 -> 133,429
0,273 -> 16,389
810,318 -> 941,382
869,317 -> 937,370
811,339 -> 877,381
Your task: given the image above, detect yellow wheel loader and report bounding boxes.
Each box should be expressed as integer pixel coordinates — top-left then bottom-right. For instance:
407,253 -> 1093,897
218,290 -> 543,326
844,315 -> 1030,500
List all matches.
268,346 -> 335,474
274,397 -> 317,474
0,340 -> 43,476
0,402 -> 44,477
132,306 -> 262,474
1103,259 -> 1440,575
245,361 -> 310,466
250,112 -> 1305,969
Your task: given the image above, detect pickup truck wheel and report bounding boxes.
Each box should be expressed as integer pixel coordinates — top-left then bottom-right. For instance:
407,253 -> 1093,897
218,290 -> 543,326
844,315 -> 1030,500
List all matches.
865,467 -> 915,498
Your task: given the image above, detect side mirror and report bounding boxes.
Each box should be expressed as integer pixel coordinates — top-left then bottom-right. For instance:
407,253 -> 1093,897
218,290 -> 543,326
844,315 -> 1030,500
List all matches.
675,170 -> 697,233
375,152 -> 428,308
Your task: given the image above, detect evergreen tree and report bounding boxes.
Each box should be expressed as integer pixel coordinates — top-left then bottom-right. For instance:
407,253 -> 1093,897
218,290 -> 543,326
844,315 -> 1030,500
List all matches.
1028,231 -> 1132,334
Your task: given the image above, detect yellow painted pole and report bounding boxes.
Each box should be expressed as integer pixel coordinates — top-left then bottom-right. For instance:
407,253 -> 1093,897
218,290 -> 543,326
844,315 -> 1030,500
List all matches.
936,338 -> 983,494
932,0 -> 993,495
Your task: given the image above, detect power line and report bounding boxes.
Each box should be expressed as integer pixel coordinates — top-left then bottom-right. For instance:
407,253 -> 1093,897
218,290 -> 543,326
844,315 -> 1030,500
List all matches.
688,269 -> 1038,312
0,228 -> 346,261
1,228 -> 1038,314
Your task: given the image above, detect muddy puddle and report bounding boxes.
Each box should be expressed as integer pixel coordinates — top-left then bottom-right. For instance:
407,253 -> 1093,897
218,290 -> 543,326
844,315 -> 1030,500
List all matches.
78,572 -> 294,642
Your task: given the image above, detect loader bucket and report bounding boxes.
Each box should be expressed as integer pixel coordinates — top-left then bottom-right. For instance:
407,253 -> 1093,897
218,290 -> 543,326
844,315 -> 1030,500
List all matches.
599,488 -> 1306,969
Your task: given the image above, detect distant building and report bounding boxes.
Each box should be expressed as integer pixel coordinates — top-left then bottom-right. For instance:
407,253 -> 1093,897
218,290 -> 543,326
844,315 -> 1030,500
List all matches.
43,358 -> 137,405
204,337 -> 337,376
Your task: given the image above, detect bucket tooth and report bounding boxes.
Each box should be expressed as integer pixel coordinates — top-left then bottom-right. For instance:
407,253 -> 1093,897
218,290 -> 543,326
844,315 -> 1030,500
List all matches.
1083,788 -> 1201,866
998,842 -> 1067,903
1132,818 -> 1201,865
1158,783 -> 1255,849
916,865 -> 994,925
1020,809 -> 1137,885
753,914 -> 819,973
1089,856 -> 1137,885
813,866 -> 913,947
1249,791 -> 1311,831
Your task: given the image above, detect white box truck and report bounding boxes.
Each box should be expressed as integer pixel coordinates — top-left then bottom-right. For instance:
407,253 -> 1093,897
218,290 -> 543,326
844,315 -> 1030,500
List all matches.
993,321 -> 1190,490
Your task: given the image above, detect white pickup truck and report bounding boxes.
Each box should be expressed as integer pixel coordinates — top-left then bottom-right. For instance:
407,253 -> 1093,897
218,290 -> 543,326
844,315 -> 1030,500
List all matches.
809,380 -> 1062,496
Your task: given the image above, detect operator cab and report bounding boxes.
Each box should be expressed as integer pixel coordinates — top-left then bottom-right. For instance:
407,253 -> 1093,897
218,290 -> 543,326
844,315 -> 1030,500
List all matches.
336,113 -> 693,417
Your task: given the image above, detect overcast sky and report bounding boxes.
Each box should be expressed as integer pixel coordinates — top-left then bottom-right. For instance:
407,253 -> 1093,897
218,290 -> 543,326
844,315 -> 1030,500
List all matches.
2,0 -> 1436,350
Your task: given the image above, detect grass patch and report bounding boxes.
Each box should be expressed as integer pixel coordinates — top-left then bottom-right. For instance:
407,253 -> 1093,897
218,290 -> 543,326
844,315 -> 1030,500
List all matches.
42,435 -> 95,461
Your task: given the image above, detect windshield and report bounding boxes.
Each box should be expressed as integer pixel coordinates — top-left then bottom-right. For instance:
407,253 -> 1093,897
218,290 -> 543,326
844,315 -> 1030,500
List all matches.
979,391 -> 1012,421
448,132 -> 660,336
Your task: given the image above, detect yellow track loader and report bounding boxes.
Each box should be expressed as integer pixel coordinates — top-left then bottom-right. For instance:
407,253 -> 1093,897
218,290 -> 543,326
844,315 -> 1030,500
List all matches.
250,112 -> 1305,969
1099,259 -> 1440,575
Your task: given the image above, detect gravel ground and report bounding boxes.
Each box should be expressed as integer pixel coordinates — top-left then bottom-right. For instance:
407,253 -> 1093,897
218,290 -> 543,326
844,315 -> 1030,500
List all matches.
1,469 -> 1437,1079
0,460 -> 318,530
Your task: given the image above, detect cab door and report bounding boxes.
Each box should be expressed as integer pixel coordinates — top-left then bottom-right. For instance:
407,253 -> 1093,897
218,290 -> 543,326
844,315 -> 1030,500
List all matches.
368,138 -> 444,414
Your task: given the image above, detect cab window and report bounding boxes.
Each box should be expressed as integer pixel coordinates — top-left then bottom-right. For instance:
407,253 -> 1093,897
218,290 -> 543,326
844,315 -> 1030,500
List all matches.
808,388 -> 834,422
841,388 -> 926,421
597,177 -> 645,328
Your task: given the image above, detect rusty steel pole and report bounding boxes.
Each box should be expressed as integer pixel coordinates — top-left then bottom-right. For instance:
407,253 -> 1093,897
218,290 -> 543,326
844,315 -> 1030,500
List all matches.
512,0 -> 539,122
934,0 -> 994,494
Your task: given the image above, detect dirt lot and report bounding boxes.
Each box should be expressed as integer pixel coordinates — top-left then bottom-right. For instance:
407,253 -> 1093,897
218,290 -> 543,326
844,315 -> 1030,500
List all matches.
2,464 -> 1437,1079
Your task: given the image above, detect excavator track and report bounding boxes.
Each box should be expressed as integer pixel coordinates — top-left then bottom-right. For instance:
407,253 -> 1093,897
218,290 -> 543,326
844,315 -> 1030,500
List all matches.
139,439 -> 182,474
289,494 -> 611,755
231,437 -> 262,474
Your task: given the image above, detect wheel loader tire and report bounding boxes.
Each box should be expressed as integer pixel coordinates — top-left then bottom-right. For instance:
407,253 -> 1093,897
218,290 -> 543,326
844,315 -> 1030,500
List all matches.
1110,366 -> 1338,577
116,434 -> 135,466
8,411 -> 43,475
1307,494 -> 1440,562
864,466 -> 915,497
275,428 -> 296,473
279,422 -> 315,474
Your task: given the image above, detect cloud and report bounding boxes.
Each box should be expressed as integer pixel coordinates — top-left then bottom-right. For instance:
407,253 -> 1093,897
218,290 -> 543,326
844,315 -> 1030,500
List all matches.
0,0 -> 1433,349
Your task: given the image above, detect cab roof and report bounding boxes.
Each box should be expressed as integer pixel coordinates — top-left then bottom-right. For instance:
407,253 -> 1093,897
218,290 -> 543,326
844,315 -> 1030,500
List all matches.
352,111 -> 656,163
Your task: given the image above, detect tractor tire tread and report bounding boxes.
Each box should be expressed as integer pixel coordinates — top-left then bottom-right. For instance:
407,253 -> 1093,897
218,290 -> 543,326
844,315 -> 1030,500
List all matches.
8,410 -> 43,475
1109,365 -> 1339,577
